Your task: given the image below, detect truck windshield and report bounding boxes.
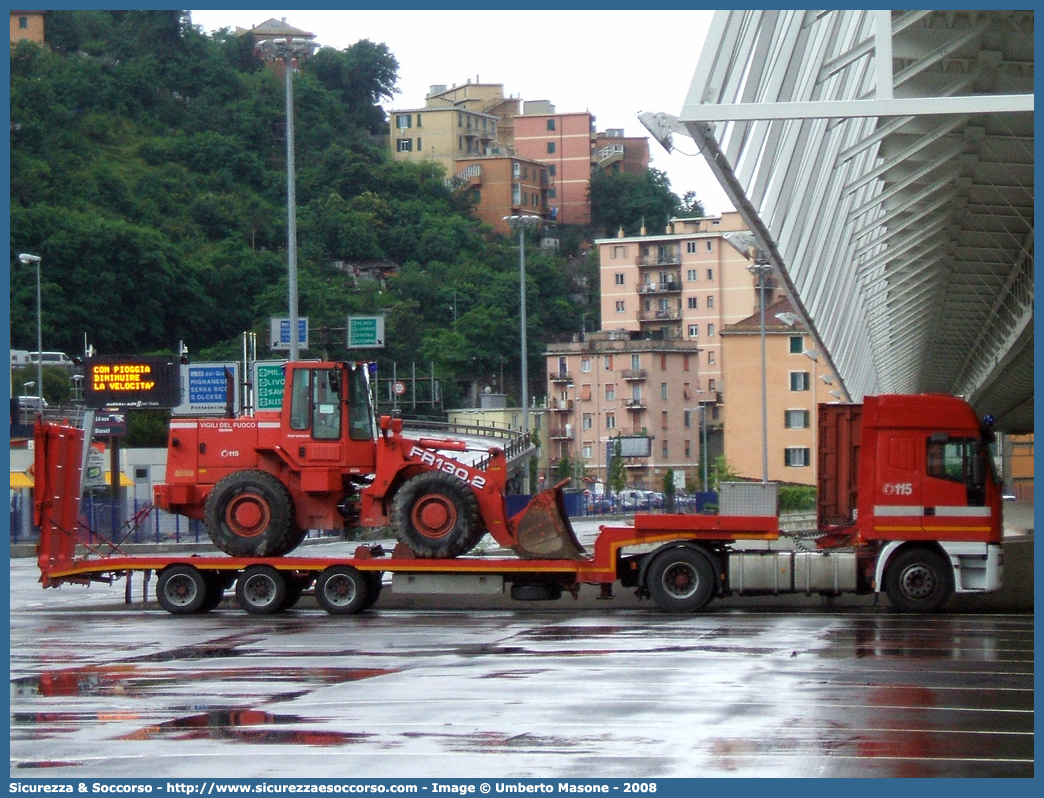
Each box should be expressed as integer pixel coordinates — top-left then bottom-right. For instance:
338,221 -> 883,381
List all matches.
347,364 -> 376,442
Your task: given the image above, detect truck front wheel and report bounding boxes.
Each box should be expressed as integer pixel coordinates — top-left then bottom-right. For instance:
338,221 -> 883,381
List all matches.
204,470 -> 298,557
646,547 -> 716,613
391,472 -> 481,558
884,548 -> 954,613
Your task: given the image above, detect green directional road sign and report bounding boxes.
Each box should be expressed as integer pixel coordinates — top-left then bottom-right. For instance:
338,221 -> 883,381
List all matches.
347,316 -> 385,348
254,361 -> 286,411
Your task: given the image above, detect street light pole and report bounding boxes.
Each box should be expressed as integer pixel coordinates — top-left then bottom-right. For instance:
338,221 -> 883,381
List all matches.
18,253 -> 42,407
257,36 -> 317,362
503,214 -> 540,436
749,263 -> 772,484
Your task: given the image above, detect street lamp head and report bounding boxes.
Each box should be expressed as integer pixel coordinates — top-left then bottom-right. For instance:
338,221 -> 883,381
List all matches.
775,311 -> 802,327
18,253 -> 41,264
802,349 -> 820,362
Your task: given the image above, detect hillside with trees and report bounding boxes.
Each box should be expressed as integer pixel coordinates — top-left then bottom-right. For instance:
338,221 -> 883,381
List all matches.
10,10 -> 696,410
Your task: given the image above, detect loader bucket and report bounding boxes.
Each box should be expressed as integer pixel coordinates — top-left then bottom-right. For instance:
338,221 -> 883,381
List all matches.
510,481 -> 587,560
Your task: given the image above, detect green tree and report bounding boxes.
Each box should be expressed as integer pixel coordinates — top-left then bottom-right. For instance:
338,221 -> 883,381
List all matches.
607,438 -> 626,495
709,454 -> 739,492
589,168 -> 682,238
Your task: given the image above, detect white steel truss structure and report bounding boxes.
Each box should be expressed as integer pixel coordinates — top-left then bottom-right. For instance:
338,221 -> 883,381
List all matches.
657,10 -> 1033,431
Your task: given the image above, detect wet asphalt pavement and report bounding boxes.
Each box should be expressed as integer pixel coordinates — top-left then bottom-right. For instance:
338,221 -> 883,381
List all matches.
8,551 -> 1033,779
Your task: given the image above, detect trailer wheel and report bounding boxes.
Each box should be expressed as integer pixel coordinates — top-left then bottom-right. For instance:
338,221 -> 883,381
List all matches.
205,471 -> 298,558
884,548 -> 954,613
360,572 -> 383,611
199,572 -> 229,613
646,547 -> 716,613
315,565 -> 370,615
391,471 -> 481,558
156,564 -> 209,615
280,574 -> 314,610
235,565 -> 287,615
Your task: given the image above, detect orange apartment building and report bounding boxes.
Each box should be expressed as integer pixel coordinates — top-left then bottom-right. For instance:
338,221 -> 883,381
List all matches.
544,212 -> 764,490
450,155 -> 550,235
720,297 -> 839,485
513,105 -> 596,226
10,10 -> 44,44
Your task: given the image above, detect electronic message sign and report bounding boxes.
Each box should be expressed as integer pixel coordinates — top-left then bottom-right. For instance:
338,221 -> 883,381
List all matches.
84,357 -> 181,409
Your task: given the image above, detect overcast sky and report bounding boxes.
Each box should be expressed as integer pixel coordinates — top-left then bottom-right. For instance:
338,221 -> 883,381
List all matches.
189,9 -> 735,215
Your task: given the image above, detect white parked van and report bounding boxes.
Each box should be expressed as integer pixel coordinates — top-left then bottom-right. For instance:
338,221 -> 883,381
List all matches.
10,349 -> 31,368
27,351 -> 74,368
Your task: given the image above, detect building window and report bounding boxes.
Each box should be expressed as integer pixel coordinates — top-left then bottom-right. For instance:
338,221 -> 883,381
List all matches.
707,240 -> 713,252
708,379 -> 716,392
581,358 -> 591,373
396,138 -> 413,152
785,448 -> 811,467
790,372 -> 811,391
707,323 -> 715,337
707,351 -> 715,365
512,184 -> 522,204
416,137 -> 422,151
688,325 -> 699,337
662,440 -> 669,457
686,241 -> 697,254
416,114 -> 422,127
582,414 -> 593,430
548,188 -> 557,199
549,164 -> 556,176
790,335 -> 803,354
661,383 -> 668,400
547,142 -> 556,154
604,355 -> 613,370
614,273 -> 625,285
606,414 -> 616,429
707,296 -> 714,309
395,114 -> 412,129
582,444 -> 593,459
612,245 -> 627,259
688,297 -> 698,310
605,384 -> 615,401
631,354 -> 641,370
785,409 -> 811,429
685,440 -> 691,457
687,269 -> 698,282
547,119 -> 556,131
615,301 -> 625,312
707,268 -> 714,281
472,189 -> 481,203
513,162 -> 521,178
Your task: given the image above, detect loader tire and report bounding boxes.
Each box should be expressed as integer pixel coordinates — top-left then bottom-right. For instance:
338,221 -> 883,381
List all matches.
204,470 -> 299,558
391,471 -> 481,558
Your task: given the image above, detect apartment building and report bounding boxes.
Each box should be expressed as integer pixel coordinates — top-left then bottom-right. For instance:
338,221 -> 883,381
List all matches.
513,106 -> 596,225
450,155 -> 550,235
390,106 -> 502,176
720,297 -> 838,485
544,333 -> 705,490
544,212 -> 770,489
595,129 -> 650,176
10,10 -> 44,44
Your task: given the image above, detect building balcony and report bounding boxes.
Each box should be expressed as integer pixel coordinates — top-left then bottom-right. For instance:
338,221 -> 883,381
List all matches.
637,308 -> 682,322
636,253 -> 681,266
637,280 -> 681,294
549,425 -> 574,440
621,369 -> 646,381
625,399 -> 646,410
551,398 -> 574,411
549,371 -> 573,383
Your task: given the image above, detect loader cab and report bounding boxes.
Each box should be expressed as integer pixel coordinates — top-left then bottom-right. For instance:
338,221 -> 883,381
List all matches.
282,362 -> 377,472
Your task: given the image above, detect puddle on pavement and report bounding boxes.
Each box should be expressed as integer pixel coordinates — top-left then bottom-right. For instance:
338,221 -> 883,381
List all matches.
11,666 -> 396,698
118,710 -> 369,746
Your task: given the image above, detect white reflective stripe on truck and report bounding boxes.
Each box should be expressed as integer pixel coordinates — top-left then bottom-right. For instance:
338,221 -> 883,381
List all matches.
874,505 -> 992,517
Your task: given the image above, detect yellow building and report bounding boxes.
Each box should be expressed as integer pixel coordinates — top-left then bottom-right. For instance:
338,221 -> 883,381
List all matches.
389,106 -> 502,176
720,297 -> 840,485
10,10 -> 44,44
